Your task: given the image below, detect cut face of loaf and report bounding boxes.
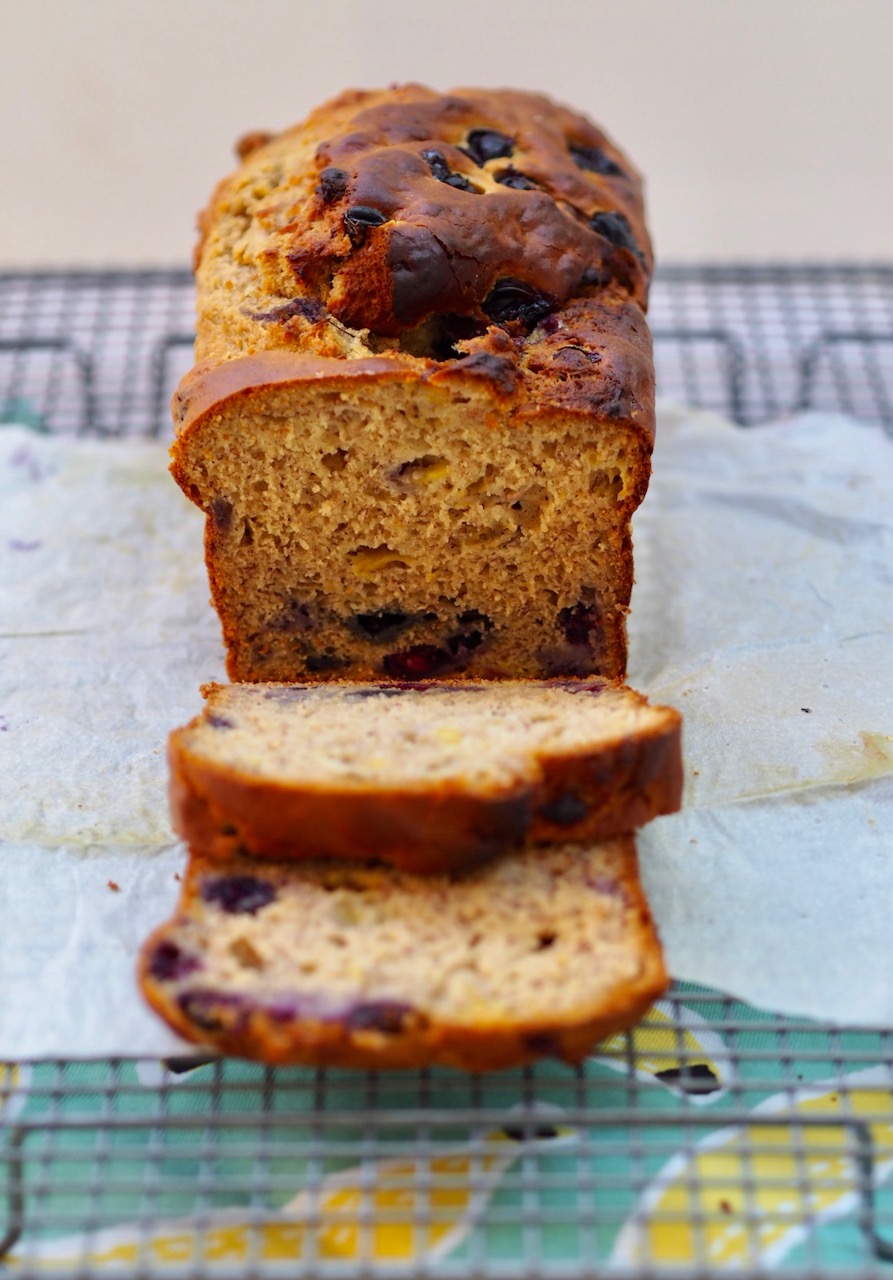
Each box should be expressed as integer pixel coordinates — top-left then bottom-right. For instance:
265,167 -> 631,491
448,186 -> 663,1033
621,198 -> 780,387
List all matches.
173,85 -> 655,683
172,333 -> 653,683
169,679 -> 683,874
139,839 -> 667,1072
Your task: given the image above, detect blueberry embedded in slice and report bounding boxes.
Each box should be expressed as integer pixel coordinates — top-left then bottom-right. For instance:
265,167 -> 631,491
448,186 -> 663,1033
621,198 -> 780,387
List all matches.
446,630 -> 483,656
304,651 -> 348,673
148,941 -> 201,983
589,210 -> 646,265
346,686 -> 413,700
551,678 -> 608,696
209,496 -> 233,533
494,167 -> 538,190
482,278 -> 554,329
538,792 -> 589,827
457,609 -> 493,631
580,265 -> 609,289
201,876 -> 277,915
569,144 -> 625,178
265,1000 -> 309,1024
585,870 -> 626,901
382,644 -> 452,680
346,1000 -> 419,1034
269,600 -> 314,634
550,343 -> 598,368
343,205 -> 390,247
557,603 -> 603,647
463,129 -> 514,165
207,714 -> 236,730
426,312 -> 488,361
420,149 -> 478,192
178,990 -> 248,1033
421,149 -> 453,182
447,350 -> 518,390
253,296 -> 325,323
317,166 -> 349,202
353,610 -> 412,640
521,1031 -> 562,1057
262,686 -> 313,703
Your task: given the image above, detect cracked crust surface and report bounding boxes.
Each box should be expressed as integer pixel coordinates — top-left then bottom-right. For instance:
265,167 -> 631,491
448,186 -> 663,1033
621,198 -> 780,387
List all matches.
193,84 -> 652,361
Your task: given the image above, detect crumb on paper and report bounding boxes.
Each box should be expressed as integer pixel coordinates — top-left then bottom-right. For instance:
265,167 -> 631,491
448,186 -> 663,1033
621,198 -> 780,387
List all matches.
107,880 -> 120,892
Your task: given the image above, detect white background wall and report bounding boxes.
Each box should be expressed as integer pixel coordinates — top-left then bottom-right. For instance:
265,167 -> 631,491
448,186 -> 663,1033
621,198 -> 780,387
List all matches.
2,0 -> 891,266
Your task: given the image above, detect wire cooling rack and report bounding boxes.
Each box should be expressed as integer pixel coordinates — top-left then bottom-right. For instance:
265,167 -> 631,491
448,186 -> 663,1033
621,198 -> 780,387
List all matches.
2,265 -> 893,1278
1,263 -> 892,436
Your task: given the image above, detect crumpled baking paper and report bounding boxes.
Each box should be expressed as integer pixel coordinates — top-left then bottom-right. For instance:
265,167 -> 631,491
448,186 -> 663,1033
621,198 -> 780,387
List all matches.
628,405 -> 893,1025
0,408 -> 890,1056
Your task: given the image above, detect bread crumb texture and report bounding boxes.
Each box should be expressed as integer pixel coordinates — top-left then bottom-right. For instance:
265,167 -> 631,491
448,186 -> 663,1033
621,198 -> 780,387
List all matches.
139,838 -> 667,1071
179,679 -> 673,788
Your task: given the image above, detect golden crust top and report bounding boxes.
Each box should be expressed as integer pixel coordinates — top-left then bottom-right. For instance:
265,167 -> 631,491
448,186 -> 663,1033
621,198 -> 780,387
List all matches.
194,85 -> 652,368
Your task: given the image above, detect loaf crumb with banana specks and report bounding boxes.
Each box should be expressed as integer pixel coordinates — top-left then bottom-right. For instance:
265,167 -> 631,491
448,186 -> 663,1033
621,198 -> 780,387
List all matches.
139,837 -> 667,1072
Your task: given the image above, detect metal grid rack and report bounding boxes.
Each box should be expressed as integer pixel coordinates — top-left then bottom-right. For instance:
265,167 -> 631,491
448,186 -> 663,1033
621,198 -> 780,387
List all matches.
2,265 -> 893,1278
1,263 -> 891,438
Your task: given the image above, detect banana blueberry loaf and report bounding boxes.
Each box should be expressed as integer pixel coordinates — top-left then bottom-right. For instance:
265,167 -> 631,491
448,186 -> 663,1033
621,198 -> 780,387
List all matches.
169,678 -> 682,873
172,85 -> 655,683
139,837 -> 667,1071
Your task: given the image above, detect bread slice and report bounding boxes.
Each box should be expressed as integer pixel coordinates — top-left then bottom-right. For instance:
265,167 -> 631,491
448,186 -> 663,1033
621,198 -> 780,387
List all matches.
138,838 -> 667,1072
171,85 -> 656,684
169,679 -> 682,874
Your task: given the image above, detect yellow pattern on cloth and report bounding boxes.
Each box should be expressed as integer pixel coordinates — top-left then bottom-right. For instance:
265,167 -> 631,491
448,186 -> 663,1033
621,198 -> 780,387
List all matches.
611,1066 -> 893,1269
5,1127 -> 574,1272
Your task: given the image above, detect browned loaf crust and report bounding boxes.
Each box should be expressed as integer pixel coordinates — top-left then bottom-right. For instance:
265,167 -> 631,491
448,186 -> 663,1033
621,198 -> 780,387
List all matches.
138,838 -> 667,1072
169,678 -> 682,874
172,85 -> 655,683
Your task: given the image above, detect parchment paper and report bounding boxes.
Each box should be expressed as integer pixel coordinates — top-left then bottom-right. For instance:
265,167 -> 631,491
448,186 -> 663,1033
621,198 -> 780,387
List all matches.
0,407 -> 890,1056
627,405 -> 893,1023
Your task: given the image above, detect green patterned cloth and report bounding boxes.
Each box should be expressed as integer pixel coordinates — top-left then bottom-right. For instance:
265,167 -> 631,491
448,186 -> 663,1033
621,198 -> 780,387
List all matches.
3,984 -> 893,1276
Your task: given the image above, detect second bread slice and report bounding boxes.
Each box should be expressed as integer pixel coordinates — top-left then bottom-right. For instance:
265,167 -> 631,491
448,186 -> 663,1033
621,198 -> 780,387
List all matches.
170,679 -> 682,873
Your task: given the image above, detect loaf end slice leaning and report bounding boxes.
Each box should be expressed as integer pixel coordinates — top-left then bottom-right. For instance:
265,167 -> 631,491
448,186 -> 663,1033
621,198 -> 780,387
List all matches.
138,837 -> 667,1072
169,679 -> 682,874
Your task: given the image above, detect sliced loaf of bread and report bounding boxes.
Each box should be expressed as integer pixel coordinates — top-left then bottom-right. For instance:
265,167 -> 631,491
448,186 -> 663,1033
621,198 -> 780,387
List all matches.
170,679 -> 682,873
139,837 -> 666,1071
